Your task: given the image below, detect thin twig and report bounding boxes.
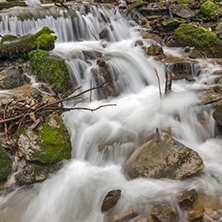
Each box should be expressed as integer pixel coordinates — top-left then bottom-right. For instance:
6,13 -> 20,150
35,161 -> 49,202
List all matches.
88,26 -> 98,41
154,67 -> 162,98
0,83 -> 110,124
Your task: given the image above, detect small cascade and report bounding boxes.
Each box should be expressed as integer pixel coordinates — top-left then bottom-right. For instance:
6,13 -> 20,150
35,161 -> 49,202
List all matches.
0,5 -> 135,42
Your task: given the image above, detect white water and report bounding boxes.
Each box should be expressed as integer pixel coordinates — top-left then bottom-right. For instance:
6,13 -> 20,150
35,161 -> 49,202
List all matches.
1,4 -> 222,222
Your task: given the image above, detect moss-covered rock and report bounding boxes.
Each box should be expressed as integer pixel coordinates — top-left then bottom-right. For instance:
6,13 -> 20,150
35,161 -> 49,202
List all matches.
29,49 -> 72,94
175,23 -> 222,58
1,35 -> 18,44
0,144 -> 11,182
0,1 -> 26,10
200,1 -> 222,20
126,1 -> 148,15
0,26 -> 57,61
18,114 -> 72,164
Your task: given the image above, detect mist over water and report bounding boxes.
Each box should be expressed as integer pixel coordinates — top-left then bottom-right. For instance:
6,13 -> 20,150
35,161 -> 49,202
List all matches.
0,3 -> 222,222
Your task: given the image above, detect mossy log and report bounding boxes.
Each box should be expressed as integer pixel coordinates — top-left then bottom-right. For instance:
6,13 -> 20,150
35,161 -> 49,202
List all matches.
0,144 -> 11,182
126,1 -> 148,15
0,1 -> 26,10
0,26 -> 57,61
175,23 -> 222,58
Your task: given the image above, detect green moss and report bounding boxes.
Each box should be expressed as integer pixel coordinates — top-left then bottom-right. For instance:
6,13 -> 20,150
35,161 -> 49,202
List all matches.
1,35 -> 18,44
0,26 -> 56,61
176,0 -> 189,3
0,144 -> 11,181
31,123 -> 72,164
0,1 -> 26,10
35,34 -> 57,50
175,23 -> 222,57
200,1 -> 221,20
29,49 -> 72,94
126,1 -> 148,15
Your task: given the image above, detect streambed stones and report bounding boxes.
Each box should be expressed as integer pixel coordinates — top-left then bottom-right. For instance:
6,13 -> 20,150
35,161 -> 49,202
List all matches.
124,132 -> 204,180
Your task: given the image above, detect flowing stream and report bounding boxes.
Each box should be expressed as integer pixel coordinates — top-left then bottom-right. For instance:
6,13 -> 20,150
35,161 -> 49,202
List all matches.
0,3 -> 222,222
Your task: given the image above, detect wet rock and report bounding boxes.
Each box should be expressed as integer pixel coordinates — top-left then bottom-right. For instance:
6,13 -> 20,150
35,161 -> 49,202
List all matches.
110,209 -> 139,222
15,163 -> 60,186
178,189 -> 197,210
187,206 -> 203,222
183,46 -> 203,59
146,44 -> 164,56
124,132 -> 205,180
150,203 -> 176,222
174,23 -> 222,58
1,68 -> 29,89
172,4 -> 195,19
82,50 -> 102,60
101,190 -> 121,212
99,28 -> 109,39
0,144 -> 11,182
141,32 -> 163,43
213,104 -> 222,126
18,114 -> 72,164
161,18 -> 186,32
163,57 -> 198,81
203,208 -> 222,222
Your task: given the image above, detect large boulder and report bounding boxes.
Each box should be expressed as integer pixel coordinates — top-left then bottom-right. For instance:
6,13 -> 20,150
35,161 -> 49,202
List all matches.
124,132 -> 204,180
174,23 -> 222,58
18,114 -> 72,164
0,144 -> 11,182
29,49 -> 72,94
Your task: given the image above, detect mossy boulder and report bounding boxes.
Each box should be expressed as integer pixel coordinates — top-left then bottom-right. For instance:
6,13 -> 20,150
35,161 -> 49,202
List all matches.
29,49 -> 72,94
213,104 -> 222,126
175,23 -> 222,58
200,1 -> 222,20
124,132 -> 204,180
18,114 -> 72,164
0,144 -> 11,182
0,26 -> 57,61
1,35 -> 18,44
0,1 -> 26,10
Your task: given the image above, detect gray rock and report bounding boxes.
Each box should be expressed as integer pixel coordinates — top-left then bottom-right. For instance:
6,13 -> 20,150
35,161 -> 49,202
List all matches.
172,5 -> 195,19
124,132 -> 205,180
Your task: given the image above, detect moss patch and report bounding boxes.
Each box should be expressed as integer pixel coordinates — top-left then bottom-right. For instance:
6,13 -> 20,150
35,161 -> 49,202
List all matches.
1,35 -> 18,44
0,26 -> 56,61
126,1 -> 148,15
30,117 -> 72,164
29,49 -> 72,94
200,1 -> 222,20
0,144 -> 11,181
175,23 -> 222,58
0,1 -> 26,10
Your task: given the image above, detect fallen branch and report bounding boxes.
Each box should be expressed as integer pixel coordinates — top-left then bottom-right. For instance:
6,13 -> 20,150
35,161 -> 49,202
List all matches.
154,67 -> 162,98
165,69 -> 172,94
0,82 -> 112,125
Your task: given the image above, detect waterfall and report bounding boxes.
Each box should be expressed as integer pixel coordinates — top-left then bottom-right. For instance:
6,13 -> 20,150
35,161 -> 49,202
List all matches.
0,3 -> 222,222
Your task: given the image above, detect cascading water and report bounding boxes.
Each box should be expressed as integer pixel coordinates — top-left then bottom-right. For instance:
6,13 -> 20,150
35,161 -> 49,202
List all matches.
0,3 -> 222,222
